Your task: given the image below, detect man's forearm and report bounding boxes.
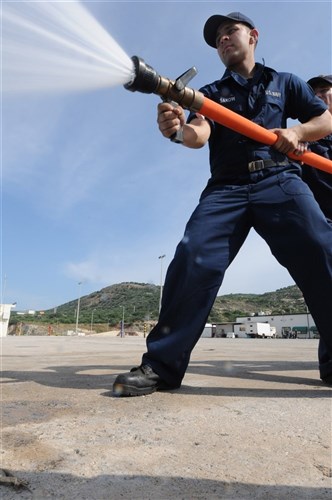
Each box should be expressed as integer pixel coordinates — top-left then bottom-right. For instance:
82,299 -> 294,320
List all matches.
182,119 -> 211,149
293,110 -> 332,142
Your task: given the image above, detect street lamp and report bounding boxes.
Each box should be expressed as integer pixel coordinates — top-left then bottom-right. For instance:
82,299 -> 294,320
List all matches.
158,254 -> 166,314
90,309 -> 95,333
120,306 -> 125,337
75,281 -> 82,334
2,273 -> 7,304
306,304 -> 310,339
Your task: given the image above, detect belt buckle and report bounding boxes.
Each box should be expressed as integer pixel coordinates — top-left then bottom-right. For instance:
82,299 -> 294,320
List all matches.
248,160 -> 265,172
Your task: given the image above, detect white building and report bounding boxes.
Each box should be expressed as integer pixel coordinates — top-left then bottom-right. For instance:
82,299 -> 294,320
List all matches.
0,303 -> 16,337
236,312 -> 316,338
203,321 -> 277,338
202,312 -> 317,339
202,323 -> 236,338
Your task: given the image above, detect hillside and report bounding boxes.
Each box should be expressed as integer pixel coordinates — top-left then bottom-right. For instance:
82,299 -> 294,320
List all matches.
211,285 -> 306,322
11,282 -> 307,327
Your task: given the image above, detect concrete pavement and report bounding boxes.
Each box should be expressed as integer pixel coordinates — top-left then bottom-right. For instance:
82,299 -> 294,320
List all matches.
1,335 -> 331,499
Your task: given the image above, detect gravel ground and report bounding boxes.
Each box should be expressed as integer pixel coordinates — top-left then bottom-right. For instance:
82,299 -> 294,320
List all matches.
1,336 -> 331,499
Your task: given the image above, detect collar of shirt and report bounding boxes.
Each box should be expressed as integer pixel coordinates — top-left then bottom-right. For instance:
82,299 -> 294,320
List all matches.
220,62 -> 276,88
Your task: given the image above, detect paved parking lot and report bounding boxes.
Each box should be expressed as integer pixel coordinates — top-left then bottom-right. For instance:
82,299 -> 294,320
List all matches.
1,336 -> 331,499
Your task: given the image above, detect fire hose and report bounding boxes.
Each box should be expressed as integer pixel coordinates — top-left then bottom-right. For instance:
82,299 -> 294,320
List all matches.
124,56 -> 332,174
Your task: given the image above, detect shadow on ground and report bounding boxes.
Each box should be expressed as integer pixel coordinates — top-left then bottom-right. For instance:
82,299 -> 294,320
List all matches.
2,359 -> 330,399
1,470 -> 331,500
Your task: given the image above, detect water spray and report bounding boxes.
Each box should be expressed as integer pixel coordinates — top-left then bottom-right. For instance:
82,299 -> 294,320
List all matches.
2,1 -> 331,174
124,56 -> 332,175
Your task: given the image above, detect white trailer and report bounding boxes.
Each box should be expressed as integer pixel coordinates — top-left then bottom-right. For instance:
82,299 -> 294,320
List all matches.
234,322 -> 276,339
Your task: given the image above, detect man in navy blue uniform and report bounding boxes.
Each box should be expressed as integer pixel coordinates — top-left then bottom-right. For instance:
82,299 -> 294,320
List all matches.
302,74 -> 332,384
302,75 -> 332,222
113,12 -> 332,396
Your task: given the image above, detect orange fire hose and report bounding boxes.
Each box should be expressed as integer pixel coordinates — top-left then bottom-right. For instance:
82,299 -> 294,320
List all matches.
198,98 -> 332,174
125,56 -> 332,174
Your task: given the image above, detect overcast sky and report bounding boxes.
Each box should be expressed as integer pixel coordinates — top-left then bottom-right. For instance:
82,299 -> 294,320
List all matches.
2,0 -> 331,310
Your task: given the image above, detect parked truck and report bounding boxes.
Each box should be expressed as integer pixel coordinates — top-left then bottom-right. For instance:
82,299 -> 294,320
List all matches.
234,322 -> 276,339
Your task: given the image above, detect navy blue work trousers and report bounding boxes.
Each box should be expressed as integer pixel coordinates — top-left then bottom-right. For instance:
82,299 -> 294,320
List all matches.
142,165 -> 332,387
318,208 -> 332,380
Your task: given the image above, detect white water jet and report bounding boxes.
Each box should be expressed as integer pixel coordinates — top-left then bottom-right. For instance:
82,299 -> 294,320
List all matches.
1,1 -> 135,93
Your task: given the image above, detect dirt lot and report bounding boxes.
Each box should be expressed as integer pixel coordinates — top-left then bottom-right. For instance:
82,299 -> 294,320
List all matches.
1,335 -> 331,499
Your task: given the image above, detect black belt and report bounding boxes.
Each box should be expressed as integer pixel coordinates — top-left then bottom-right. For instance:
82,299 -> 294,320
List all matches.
248,159 -> 289,172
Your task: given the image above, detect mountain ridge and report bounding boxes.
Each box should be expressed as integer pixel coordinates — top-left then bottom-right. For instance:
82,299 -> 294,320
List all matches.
45,282 -> 306,325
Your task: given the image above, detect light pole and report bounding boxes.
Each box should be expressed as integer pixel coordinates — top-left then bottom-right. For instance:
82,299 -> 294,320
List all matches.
90,309 -> 95,333
2,273 -> 7,304
120,306 -> 125,337
306,304 -> 310,339
75,281 -> 82,334
158,254 -> 166,314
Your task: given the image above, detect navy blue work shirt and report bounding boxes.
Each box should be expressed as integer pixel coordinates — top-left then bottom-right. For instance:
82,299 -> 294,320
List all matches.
188,63 -> 327,182
302,135 -> 332,221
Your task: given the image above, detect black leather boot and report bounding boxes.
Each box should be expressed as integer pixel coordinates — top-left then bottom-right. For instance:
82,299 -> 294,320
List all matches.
113,364 -> 176,397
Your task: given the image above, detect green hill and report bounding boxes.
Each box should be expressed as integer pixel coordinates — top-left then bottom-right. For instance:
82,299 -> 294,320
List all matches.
11,282 -> 307,328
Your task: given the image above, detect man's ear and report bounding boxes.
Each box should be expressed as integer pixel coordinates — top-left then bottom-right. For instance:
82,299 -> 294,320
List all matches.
249,28 -> 259,45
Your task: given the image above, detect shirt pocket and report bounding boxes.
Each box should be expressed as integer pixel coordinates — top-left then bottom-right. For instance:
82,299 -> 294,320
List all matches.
254,94 -> 284,128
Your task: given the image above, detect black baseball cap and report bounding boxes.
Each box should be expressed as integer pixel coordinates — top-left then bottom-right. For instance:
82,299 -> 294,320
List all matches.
307,75 -> 332,88
204,12 -> 255,48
